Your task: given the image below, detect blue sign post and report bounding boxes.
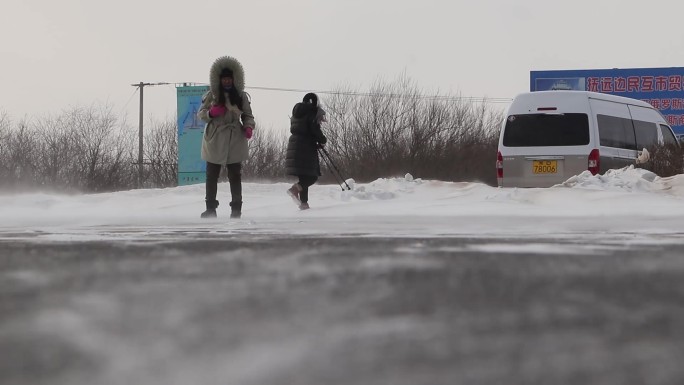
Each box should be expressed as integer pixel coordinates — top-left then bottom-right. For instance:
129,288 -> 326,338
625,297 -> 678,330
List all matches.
531,67 -> 684,134
177,85 -> 209,186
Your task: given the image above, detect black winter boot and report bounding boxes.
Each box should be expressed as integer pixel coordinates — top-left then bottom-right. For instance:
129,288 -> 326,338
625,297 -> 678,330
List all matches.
201,200 -> 219,218
229,201 -> 242,219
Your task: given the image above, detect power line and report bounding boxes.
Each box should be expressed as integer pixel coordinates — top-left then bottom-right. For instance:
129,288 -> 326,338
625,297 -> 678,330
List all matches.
248,86 -> 513,104
120,87 -> 140,116
171,82 -> 513,104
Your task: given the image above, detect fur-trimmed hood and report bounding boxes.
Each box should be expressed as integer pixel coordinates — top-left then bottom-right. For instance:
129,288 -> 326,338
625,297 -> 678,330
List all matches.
209,56 -> 245,96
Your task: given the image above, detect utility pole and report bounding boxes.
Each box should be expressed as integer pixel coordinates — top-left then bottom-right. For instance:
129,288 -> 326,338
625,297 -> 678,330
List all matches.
130,82 -> 169,188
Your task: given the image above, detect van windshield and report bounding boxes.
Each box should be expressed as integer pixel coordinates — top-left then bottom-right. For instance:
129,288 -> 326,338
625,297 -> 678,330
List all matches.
502,113 -> 590,147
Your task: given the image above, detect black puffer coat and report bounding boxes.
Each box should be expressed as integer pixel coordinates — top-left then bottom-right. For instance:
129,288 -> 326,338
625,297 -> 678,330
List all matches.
285,103 -> 327,176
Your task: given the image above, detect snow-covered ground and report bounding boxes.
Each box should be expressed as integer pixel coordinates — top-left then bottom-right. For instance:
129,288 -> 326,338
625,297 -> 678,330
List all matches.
2,166 -> 684,244
4,166 -> 684,385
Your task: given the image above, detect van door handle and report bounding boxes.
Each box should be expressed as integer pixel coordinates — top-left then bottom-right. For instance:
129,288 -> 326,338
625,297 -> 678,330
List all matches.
524,156 -> 565,160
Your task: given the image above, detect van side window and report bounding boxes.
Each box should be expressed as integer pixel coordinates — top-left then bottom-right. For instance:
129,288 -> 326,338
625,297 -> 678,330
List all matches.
597,114 -> 636,150
633,119 -> 658,149
659,124 -> 678,145
502,113 -> 589,147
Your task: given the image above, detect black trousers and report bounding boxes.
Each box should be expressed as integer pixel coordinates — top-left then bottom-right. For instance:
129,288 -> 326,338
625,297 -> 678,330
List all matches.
206,162 -> 242,204
297,175 -> 318,204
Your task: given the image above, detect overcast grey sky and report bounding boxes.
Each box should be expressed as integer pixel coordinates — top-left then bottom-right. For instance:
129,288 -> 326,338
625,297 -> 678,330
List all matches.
2,0 -> 684,132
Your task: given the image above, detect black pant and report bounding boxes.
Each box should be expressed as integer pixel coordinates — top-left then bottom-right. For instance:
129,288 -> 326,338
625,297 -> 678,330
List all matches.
206,162 -> 242,204
297,175 -> 318,204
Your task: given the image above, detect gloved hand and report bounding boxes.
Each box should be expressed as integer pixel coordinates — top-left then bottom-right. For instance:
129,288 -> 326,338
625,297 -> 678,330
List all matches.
317,142 -> 326,149
244,127 -> 253,139
209,105 -> 227,118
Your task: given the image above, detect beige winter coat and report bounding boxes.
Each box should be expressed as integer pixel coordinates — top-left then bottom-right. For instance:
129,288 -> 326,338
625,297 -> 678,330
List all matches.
198,56 -> 256,165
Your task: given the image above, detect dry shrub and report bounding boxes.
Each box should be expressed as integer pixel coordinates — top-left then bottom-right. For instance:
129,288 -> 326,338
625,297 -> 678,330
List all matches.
639,143 -> 684,177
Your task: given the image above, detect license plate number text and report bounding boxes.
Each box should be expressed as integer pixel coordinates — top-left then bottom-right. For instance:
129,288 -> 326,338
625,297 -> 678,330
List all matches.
533,160 -> 557,174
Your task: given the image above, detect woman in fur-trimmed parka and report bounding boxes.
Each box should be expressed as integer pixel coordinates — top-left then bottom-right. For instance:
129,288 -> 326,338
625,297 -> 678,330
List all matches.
198,56 -> 255,219
285,93 -> 327,210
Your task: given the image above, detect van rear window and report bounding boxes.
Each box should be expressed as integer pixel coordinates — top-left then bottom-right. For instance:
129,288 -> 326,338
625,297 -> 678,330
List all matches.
502,113 -> 590,147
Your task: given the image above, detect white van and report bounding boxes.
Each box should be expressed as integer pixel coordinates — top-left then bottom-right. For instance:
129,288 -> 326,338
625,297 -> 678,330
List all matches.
497,91 -> 678,187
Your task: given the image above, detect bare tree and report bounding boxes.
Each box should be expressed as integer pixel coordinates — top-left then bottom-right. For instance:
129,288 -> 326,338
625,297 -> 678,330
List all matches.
0,104 -> 137,192
0,111 -> 12,184
321,75 -> 504,185
6,119 -> 39,190
61,104 -> 132,192
0,77 -> 506,192
144,117 -> 178,187
244,126 -> 288,181
33,113 -> 82,190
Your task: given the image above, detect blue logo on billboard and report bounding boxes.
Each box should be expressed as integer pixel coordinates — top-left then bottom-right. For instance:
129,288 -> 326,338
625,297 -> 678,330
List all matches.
534,78 -> 585,91
181,102 -> 204,132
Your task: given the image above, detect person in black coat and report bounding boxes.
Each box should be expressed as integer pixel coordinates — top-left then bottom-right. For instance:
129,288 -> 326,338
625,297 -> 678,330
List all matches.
285,93 -> 328,210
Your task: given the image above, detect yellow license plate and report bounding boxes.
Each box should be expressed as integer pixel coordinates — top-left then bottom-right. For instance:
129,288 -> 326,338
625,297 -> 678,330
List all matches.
533,160 -> 557,174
